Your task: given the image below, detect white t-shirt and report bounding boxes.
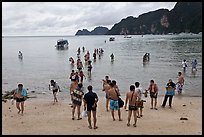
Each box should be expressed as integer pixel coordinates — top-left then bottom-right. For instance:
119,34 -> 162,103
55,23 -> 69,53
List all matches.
135,87 -> 144,100
182,61 -> 187,68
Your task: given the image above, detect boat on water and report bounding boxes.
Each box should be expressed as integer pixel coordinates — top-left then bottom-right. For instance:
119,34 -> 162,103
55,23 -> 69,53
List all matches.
55,39 -> 69,50
109,37 -> 115,41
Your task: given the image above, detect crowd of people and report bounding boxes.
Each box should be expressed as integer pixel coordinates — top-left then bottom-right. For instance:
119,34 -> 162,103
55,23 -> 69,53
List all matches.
12,45 -> 198,129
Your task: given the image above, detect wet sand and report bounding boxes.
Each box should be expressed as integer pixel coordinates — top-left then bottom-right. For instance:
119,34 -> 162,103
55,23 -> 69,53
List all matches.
2,95 -> 202,135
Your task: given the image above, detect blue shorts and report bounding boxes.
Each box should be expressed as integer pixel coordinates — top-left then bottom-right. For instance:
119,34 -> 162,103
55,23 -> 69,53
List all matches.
110,99 -> 119,110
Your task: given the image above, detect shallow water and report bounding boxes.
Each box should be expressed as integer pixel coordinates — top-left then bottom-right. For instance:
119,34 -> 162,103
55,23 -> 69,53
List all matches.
2,34 -> 202,99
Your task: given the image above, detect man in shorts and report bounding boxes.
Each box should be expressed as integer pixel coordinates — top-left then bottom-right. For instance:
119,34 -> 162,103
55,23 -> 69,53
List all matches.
83,85 -> 98,129
146,80 -> 159,110
108,82 -> 122,121
124,85 -> 139,127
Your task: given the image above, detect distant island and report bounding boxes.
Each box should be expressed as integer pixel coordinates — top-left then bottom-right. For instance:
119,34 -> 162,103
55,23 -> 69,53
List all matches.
75,2 -> 202,35
75,26 -> 109,35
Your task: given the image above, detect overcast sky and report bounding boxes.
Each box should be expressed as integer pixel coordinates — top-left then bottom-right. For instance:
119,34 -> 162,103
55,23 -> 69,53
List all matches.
2,2 -> 176,36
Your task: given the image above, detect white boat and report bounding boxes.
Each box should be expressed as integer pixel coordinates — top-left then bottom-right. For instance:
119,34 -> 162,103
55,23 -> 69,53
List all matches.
55,39 -> 69,50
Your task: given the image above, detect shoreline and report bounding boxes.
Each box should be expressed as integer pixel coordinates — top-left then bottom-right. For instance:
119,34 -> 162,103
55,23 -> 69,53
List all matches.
2,95 -> 202,135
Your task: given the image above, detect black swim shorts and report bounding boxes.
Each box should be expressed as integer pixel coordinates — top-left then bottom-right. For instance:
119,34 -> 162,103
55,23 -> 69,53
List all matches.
128,105 -> 137,111
16,98 -> 25,102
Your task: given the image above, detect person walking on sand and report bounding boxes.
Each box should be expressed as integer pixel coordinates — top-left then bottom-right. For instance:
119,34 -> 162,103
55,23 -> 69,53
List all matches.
102,79 -> 111,111
176,72 -> 185,94
145,80 -> 159,110
83,85 -> 99,129
49,80 -> 61,104
13,84 -> 27,115
69,79 -> 78,107
161,79 -> 176,108
124,85 -> 139,127
108,82 -> 122,121
135,82 -> 145,118
71,83 -> 84,120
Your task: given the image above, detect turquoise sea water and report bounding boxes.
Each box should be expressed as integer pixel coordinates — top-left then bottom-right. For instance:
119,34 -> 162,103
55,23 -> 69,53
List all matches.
2,34 -> 202,100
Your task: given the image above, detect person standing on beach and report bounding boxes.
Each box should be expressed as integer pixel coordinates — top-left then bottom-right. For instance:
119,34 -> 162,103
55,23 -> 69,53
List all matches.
124,85 -> 139,127
102,80 -> 111,112
69,79 -> 78,107
108,82 -> 122,121
146,80 -> 159,110
49,80 -> 61,104
83,85 -> 99,129
176,72 -> 185,94
182,59 -> 187,72
161,79 -> 176,108
13,84 -> 27,115
135,82 -> 145,118
71,83 -> 84,120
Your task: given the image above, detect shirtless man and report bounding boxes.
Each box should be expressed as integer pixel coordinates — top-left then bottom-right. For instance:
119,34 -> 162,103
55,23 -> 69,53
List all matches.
124,85 -> 139,127
108,82 -> 122,121
102,80 -> 111,111
176,72 -> 185,94
70,79 -> 78,107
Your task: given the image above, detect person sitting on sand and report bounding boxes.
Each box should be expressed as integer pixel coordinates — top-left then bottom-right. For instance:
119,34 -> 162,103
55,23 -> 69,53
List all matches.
13,84 -> 27,115
108,82 -> 122,121
83,85 -> 98,129
146,80 -> 159,110
124,85 -> 139,127
49,80 -> 61,104
71,83 -> 84,120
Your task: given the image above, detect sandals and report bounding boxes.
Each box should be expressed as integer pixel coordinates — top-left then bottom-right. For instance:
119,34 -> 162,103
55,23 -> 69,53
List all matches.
127,123 -> 130,127
133,124 -> 137,127
77,118 -> 82,120
88,126 -> 92,129
94,126 -> 98,129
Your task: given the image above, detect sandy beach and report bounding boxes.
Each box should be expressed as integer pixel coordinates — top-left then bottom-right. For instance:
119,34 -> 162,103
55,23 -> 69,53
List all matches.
2,95 -> 202,135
